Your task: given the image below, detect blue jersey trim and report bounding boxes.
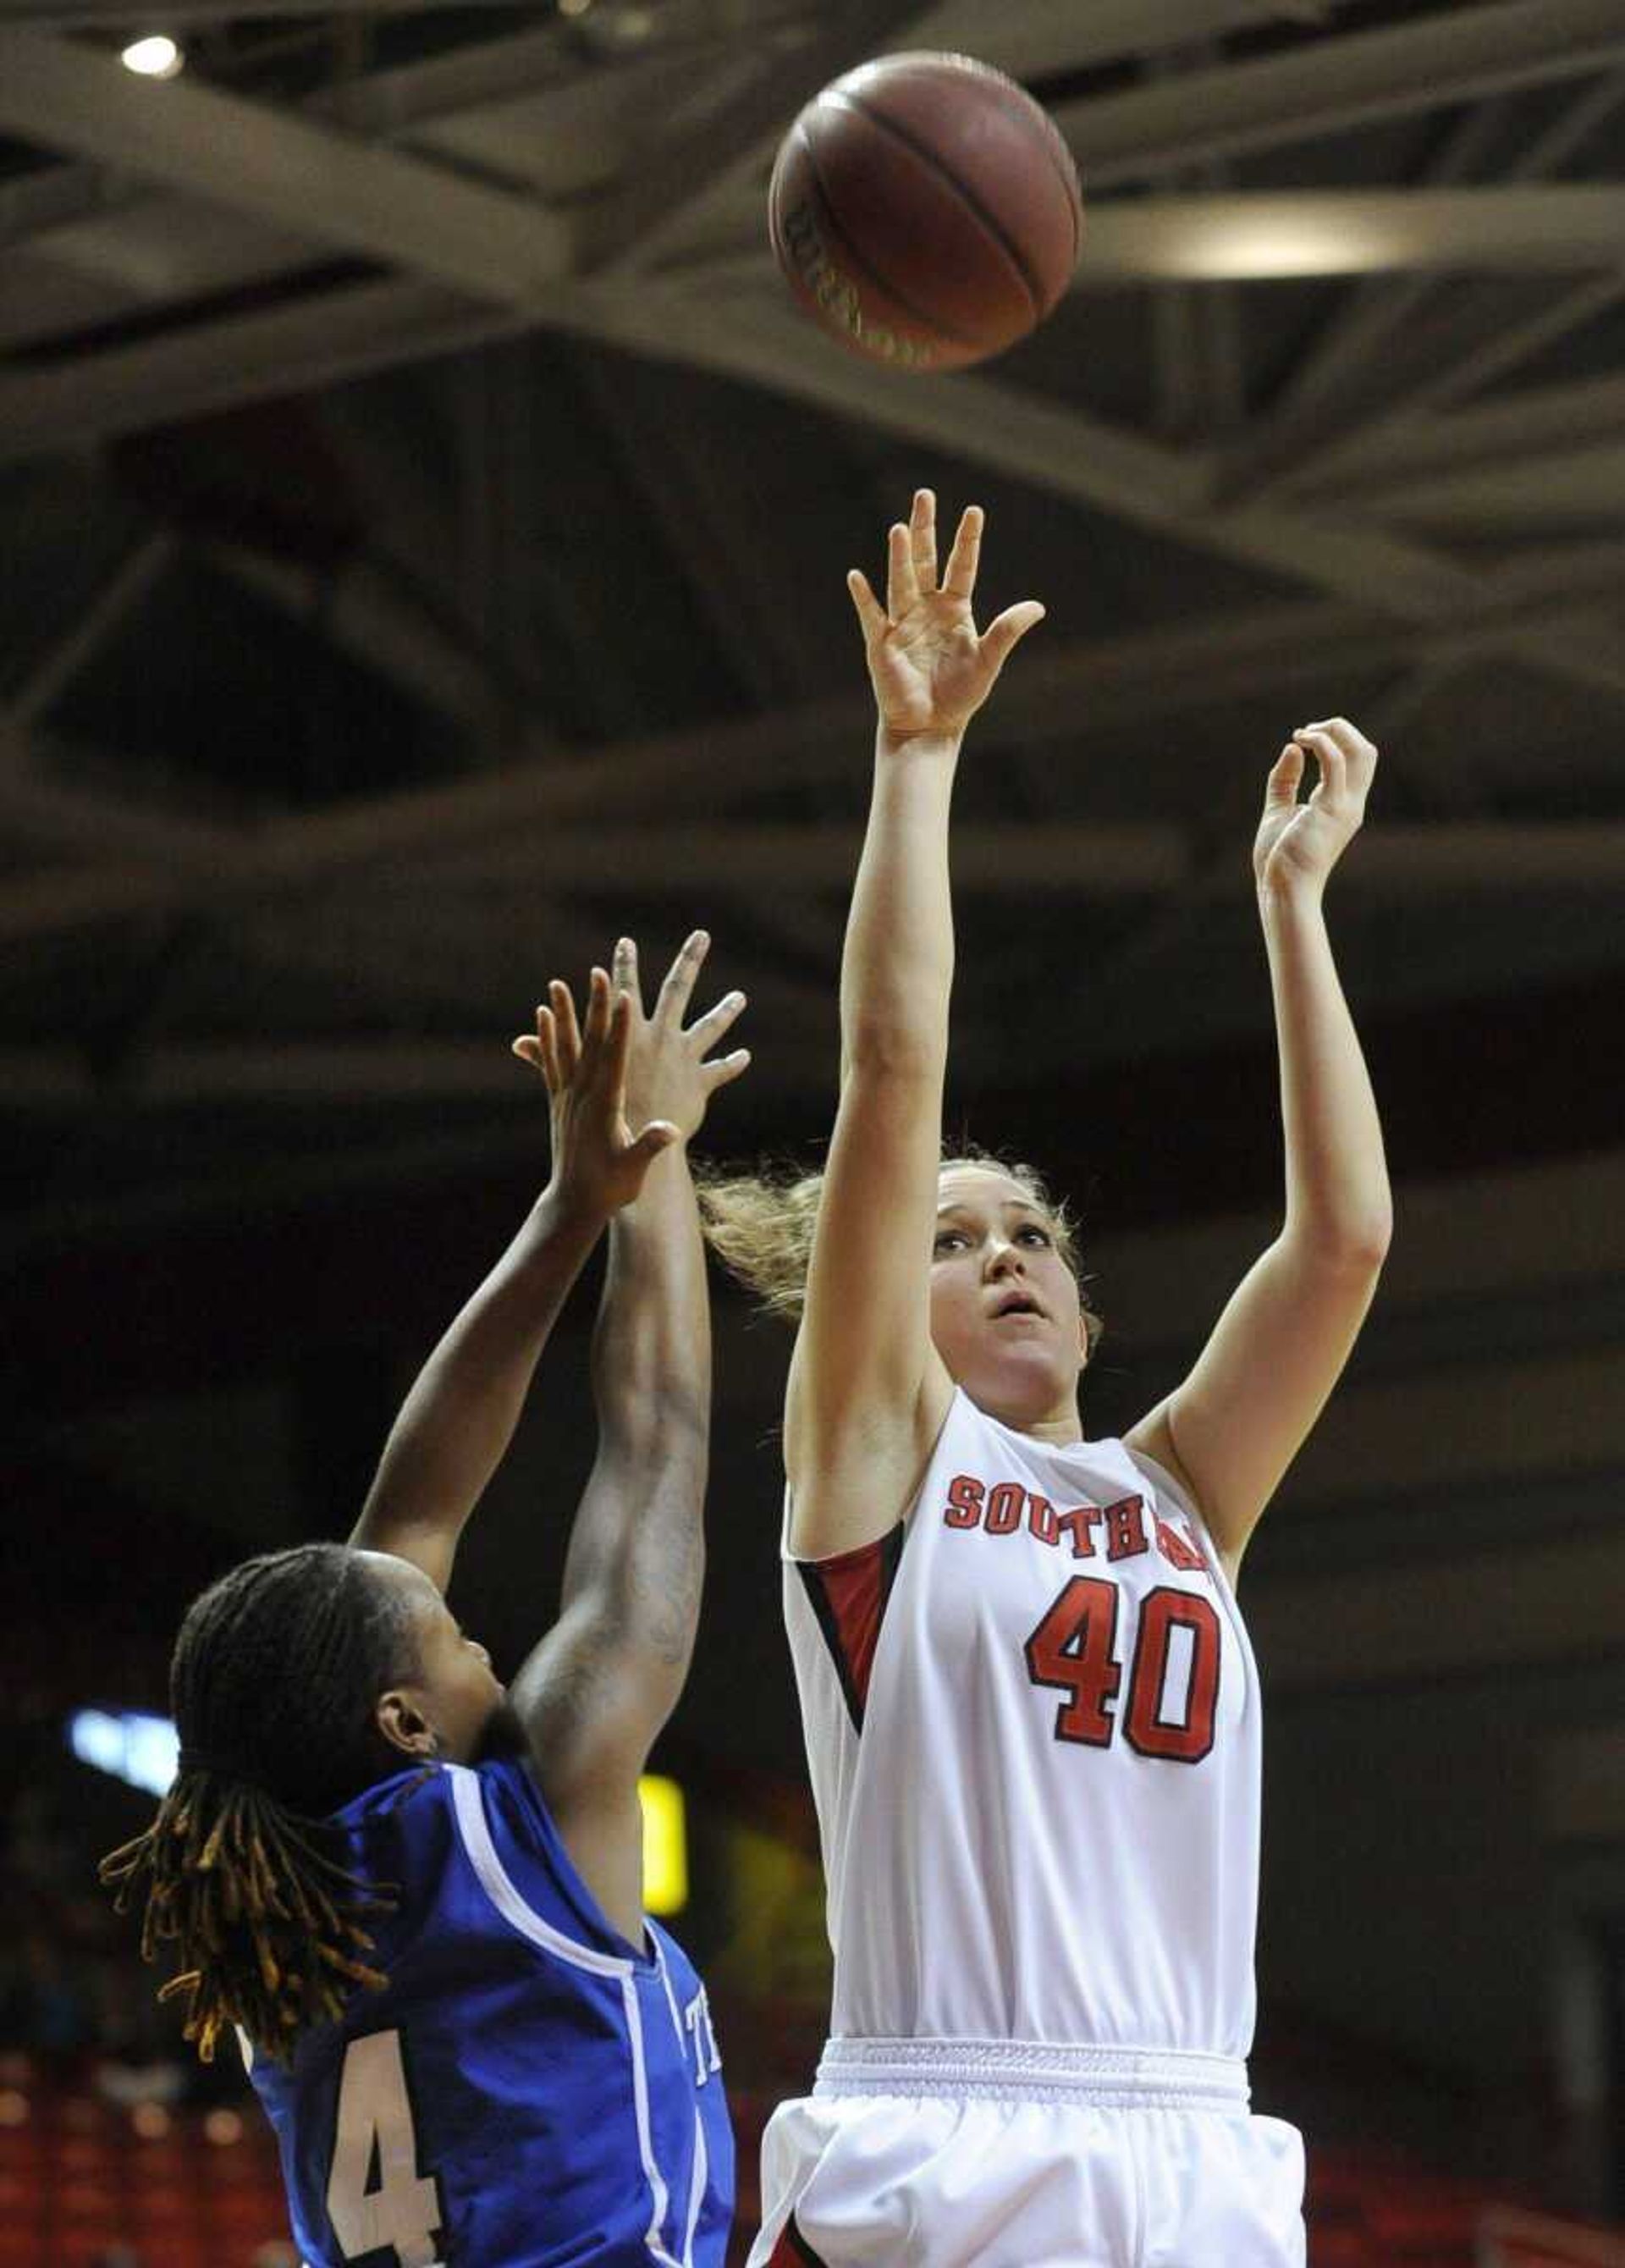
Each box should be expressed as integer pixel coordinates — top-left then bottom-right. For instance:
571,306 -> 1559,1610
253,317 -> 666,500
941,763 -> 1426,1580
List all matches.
446,1763 -> 686,2268
455,1755 -> 658,1972
653,1946 -> 708,2268
448,1767 -> 632,1978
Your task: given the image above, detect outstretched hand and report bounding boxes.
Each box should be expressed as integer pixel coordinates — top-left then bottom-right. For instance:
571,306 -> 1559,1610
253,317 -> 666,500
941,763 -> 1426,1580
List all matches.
607,930 -> 749,1142
1255,717 -> 1378,902
513,965 -> 676,1217
512,935 -> 748,1213
848,488 -> 1045,743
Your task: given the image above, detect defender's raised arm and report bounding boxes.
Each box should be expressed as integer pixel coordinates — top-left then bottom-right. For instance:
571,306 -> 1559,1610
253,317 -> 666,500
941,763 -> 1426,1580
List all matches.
508,934 -> 747,1939
349,958 -> 684,1592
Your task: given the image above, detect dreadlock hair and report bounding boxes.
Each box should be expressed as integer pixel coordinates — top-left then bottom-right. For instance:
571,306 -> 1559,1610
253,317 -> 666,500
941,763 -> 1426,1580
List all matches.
100,1542 -> 422,2067
696,1141 -> 1104,1354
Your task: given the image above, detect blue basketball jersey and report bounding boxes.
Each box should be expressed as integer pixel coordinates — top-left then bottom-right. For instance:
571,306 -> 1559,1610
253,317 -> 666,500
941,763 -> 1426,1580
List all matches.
245,1756 -> 734,2268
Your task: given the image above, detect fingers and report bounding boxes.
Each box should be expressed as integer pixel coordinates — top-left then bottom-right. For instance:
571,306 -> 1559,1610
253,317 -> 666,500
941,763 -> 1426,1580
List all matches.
548,979 -> 581,1083
847,568 -> 888,648
876,493 -> 1005,616
687,984 -> 746,1052
565,969 -> 628,1095
512,1002 -> 563,1092
885,520 -> 919,620
611,934 -> 643,1013
702,1047 -> 752,1092
1300,715 -> 1376,759
1264,742 -> 1305,808
941,503 -> 983,600
909,487 -> 938,597
536,949 -> 750,1131
582,963 -> 614,1050
979,599 -> 1046,679
1298,715 -> 1379,792
621,1119 -> 682,1185
1294,725 -> 1348,808
600,981 -> 633,1089
657,928 -> 710,1022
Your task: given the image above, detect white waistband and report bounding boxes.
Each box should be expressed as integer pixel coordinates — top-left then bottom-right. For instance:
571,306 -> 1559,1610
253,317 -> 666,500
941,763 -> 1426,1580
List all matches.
814,2036 -> 1250,2111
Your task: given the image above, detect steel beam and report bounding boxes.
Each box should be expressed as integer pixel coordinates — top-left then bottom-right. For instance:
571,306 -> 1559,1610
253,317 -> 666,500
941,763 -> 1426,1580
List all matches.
7,535 -> 174,731
1297,375 -> 1625,497
0,770 -> 236,869
1215,66 -> 1625,503
0,0 -> 543,16
1336,440 -> 1625,533
680,0 -> 1625,256
203,543 -> 506,742
3,247 -> 1622,709
1065,0 -> 1625,185
0,275 -> 521,467
11,806 -> 1625,949
0,29 -> 574,306
590,1 -> 933,276
917,0 -> 1347,81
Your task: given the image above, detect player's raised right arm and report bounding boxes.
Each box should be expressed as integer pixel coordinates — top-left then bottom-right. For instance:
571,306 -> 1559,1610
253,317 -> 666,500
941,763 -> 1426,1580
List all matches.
786,491 -> 1045,1558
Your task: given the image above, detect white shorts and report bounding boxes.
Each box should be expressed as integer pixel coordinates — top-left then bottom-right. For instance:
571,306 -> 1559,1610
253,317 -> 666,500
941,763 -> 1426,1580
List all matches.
746,2039 -> 1306,2268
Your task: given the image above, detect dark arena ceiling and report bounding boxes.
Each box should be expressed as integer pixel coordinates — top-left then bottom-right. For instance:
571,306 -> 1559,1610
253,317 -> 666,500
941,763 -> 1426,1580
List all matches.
3,0 -> 1625,1313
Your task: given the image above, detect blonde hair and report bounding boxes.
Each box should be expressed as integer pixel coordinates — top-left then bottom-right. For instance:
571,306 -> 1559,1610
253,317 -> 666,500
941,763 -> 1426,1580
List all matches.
697,1145 -> 1104,1353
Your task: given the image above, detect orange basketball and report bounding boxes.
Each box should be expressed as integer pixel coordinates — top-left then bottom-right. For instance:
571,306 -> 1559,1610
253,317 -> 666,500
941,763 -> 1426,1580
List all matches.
768,51 -> 1083,373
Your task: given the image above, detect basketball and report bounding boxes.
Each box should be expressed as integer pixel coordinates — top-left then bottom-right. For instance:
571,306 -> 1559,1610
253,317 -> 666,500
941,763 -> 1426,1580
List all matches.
768,51 -> 1083,373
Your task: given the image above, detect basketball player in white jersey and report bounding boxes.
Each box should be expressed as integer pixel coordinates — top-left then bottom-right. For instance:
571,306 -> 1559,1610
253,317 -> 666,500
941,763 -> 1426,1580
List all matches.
701,491 -> 1391,2266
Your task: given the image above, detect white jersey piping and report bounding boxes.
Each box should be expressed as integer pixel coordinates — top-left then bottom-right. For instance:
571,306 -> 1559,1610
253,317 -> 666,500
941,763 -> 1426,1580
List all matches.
446,1766 -> 682,2268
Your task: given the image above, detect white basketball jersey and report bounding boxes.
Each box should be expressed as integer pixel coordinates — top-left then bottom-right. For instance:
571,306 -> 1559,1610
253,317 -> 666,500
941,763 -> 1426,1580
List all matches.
784,1388 -> 1263,2059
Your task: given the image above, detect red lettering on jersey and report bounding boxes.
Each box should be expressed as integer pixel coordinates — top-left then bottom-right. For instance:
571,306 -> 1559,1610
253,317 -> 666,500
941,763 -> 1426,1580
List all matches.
944,1475 -> 984,1530
943,1480 -> 1182,1569
1104,1495 -> 1149,1563
985,1481 -> 1024,1536
1054,1503 -> 1104,1559
1124,1588 -> 1221,1763
1154,1517 -> 1206,1573
1024,1575 -> 1123,1747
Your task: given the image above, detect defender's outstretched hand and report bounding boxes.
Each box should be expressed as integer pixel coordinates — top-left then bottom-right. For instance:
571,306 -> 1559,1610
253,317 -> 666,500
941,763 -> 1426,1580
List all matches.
514,965 -> 677,1217
848,488 -> 1045,742
609,930 -> 749,1142
513,935 -> 748,1209
1255,717 -> 1378,902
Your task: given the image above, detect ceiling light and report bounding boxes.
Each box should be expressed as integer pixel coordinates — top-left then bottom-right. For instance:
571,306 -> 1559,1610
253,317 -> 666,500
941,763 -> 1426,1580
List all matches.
121,33 -> 184,77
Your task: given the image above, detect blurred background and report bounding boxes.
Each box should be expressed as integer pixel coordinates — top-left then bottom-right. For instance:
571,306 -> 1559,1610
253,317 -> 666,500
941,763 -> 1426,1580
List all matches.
3,0 -> 1625,2261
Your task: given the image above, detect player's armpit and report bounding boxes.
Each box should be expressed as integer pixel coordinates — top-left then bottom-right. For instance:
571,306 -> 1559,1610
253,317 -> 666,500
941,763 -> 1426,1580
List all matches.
786,1355 -> 955,1572
538,1769 -> 646,1956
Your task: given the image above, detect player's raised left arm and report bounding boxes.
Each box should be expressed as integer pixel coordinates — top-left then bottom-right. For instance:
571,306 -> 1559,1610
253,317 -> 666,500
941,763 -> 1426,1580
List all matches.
509,936 -> 748,1935
1127,719 -> 1391,1575
349,953 -> 690,1592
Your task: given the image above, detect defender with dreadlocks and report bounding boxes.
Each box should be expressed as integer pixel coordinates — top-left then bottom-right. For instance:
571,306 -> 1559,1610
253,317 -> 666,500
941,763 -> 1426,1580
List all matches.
102,933 -> 748,2268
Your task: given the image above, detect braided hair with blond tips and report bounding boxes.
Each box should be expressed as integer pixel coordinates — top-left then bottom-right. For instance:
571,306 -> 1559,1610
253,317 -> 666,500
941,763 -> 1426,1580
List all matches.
100,1543 -> 421,2065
